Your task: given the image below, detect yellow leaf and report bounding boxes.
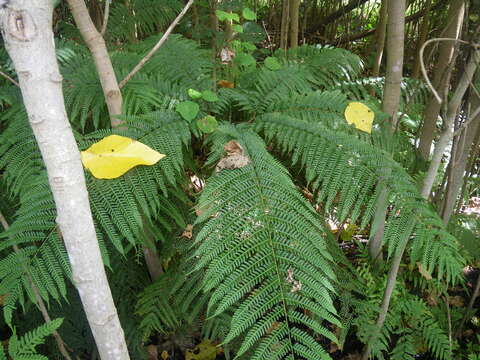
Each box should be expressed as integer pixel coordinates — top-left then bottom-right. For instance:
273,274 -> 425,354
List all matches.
344,102 -> 374,133
81,135 -> 165,179
185,339 -> 218,360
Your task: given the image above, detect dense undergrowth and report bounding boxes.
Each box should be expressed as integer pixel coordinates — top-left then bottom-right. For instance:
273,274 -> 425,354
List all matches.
1,0 -> 480,359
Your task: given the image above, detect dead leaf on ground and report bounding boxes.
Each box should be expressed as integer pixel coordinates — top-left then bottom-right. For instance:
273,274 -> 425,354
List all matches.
449,295 -> 465,307
147,344 -> 158,360
182,224 -> 194,239
185,339 -> 218,360
215,140 -> 251,172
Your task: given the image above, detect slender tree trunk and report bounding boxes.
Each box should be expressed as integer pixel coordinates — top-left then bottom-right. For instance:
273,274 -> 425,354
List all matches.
280,0 -> 290,50
66,0 -> 123,128
371,0 -> 388,78
412,0 -> 432,79
289,0 -> 300,48
417,0 -> 465,161
368,0 -> 406,263
67,0 -> 169,280
0,2 -> 130,359
441,92 -> 480,223
421,46 -> 480,199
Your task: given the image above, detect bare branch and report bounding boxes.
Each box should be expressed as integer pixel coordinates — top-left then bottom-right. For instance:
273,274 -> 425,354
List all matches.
0,69 -> 19,87
420,37 -> 470,104
119,0 -> 195,89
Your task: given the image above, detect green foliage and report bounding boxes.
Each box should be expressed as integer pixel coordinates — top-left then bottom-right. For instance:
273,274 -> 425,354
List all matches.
192,124 -> 339,359
2,319 -> 63,360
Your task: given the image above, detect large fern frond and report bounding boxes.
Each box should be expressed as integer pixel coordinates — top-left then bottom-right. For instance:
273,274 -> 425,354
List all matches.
192,124 -> 339,359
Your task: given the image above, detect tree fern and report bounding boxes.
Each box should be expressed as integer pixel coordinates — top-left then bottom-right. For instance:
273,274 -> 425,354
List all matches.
191,124 -> 339,359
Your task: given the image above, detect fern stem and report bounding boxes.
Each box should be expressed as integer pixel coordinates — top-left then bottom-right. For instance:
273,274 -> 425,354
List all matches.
250,163 -> 295,355
0,211 -> 73,360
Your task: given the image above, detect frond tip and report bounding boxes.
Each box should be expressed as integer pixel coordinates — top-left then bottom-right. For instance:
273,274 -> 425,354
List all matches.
192,124 -> 339,360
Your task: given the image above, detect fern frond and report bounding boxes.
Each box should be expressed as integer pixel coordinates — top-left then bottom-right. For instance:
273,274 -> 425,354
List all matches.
192,124 -> 338,359
254,112 -> 464,284
7,318 -> 63,360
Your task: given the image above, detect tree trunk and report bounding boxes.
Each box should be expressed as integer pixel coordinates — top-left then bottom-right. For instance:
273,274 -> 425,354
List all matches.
66,0 -> 123,128
371,0 -> 388,78
368,0 -> 406,262
412,0 -> 432,79
421,46 -> 480,199
289,0 -> 300,48
417,0 -> 465,161
364,2 -> 406,358
335,0 -> 449,45
0,2 -> 130,360
280,0 -> 290,50
441,91 -> 480,223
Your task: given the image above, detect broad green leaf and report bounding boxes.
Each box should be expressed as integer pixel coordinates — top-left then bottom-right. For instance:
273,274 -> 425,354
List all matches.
234,53 -> 256,66
197,115 -> 218,133
215,10 -> 240,22
176,101 -> 200,121
242,42 -> 257,51
232,24 -> 244,33
264,56 -> 281,70
344,102 -> 374,133
81,135 -> 165,179
201,90 -> 219,102
242,7 -> 256,20
188,88 -> 202,99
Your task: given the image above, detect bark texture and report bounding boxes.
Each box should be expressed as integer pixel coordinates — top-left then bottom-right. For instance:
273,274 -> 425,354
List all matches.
0,2 -> 130,359
66,0 -> 123,127
441,92 -> 480,223
368,0 -> 406,262
289,0 -> 300,48
421,47 -> 480,199
417,0 -> 465,160
371,0 -> 387,78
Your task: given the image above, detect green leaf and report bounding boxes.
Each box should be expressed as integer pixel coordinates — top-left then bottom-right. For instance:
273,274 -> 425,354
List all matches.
201,90 -> 219,102
242,7 -> 256,20
242,42 -> 257,51
188,88 -> 202,99
176,101 -> 199,121
197,115 -> 218,133
234,53 -> 256,66
264,56 -> 281,71
232,24 -> 244,33
215,10 -> 240,22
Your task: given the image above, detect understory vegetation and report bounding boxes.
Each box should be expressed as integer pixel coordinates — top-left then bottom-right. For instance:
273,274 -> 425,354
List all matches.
0,0 -> 480,359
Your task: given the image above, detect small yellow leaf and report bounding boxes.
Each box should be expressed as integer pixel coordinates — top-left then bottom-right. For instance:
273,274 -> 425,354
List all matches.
185,339 -> 218,360
344,102 -> 374,133
81,135 -> 165,179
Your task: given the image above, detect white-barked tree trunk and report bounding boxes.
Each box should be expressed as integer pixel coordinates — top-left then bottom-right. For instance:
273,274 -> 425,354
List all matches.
0,1 -> 130,359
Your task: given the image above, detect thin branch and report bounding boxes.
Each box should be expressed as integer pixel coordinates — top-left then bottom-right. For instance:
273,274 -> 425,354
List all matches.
453,105 -> 480,137
100,0 -> 110,36
420,37 -> 470,104
119,0 -> 195,89
455,272 -> 480,338
0,69 -> 19,87
0,210 -> 73,360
